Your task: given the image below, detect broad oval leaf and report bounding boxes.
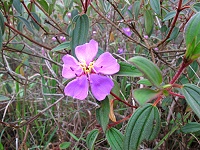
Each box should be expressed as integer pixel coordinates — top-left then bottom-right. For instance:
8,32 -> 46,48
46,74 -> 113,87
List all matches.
116,62 -> 142,77
133,88 -> 161,106
181,122 -> 200,133
12,0 -> 22,14
86,129 -> 99,150
150,0 -> 161,15
70,14 -> 89,57
163,11 -> 176,21
59,142 -> 71,149
96,97 -> 110,132
184,12 -> 200,60
128,56 -> 163,88
182,84 -> 200,119
167,26 -> 179,42
52,41 -> 70,52
137,78 -> 152,86
106,127 -> 124,150
16,16 -> 34,34
144,10 -> 154,36
124,104 -> 161,150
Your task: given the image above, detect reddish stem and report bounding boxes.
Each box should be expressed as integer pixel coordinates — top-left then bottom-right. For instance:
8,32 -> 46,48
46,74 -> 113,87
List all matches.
168,91 -> 185,99
157,0 -> 183,47
108,113 -> 132,129
153,95 -> 163,106
110,91 -> 137,109
170,61 -> 191,84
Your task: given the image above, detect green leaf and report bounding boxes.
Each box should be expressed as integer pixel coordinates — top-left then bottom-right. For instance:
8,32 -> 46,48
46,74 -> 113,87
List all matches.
86,129 -> 99,150
0,27 -> 2,51
167,26 -> 179,41
96,97 -> 110,132
12,0 -> 22,14
16,16 -> 34,34
70,14 -> 89,57
0,95 -> 10,101
0,11 -> 5,35
182,84 -> 200,119
150,0 -> 161,15
68,131 -> 79,141
163,11 -> 176,21
137,79 -> 152,86
191,41 -> 200,60
181,122 -> 200,133
144,10 -> 154,36
59,142 -> 71,149
116,61 -> 142,77
133,1 -> 140,20
128,56 -> 163,88
51,41 -> 70,52
37,0 -> 49,13
124,104 -> 161,150
30,12 -> 41,31
191,2 -> 200,12
133,88 -> 161,105
184,12 -> 200,60
187,61 -> 199,79
106,127 -> 124,150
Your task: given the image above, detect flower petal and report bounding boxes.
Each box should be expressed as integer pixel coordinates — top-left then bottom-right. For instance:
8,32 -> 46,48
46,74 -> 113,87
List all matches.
62,54 -> 83,79
64,75 -> 89,100
90,74 -> 114,101
75,39 -> 98,64
94,52 -> 120,75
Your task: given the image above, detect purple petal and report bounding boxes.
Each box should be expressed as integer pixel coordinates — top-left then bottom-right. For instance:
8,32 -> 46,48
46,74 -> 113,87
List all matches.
122,27 -> 132,37
62,54 -> 83,79
64,75 -> 89,100
90,74 -> 114,101
94,52 -> 120,75
75,39 -> 98,64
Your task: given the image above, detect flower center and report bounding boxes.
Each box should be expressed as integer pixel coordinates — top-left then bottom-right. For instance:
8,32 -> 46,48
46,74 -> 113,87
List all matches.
80,60 -> 95,74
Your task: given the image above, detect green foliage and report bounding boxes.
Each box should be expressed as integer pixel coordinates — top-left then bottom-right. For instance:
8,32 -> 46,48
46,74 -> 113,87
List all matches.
133,88 -> 161,106
1,0 -> 200,149
124,104 -> 161,150
96,97 -> 110,132
184,12 -> 200,60
86,129 -> 99,150
52,41 -> 70,51
150,0 -> 161,15
116,62 -> 142,77
106,128 -> 124,150
181,122 -> 200,133
70,14 -> 89,57
128,56 -> 163,88
144,9 -> 154,36
182,84 -> 200,119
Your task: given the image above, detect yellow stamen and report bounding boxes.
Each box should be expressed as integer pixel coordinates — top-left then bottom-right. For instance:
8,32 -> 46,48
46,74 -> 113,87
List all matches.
79,60 -> 95,74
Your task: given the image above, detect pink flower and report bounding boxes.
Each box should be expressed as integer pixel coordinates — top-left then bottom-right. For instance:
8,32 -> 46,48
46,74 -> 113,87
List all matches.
62,39 -> 120,100
144,35 -> 149,39
117,48 -> 124,54
154,47 -> 159,51
122,27 -> 132,37
52,37 -> 56,41
60,36 -> 66,41
67,12 -> 71,18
